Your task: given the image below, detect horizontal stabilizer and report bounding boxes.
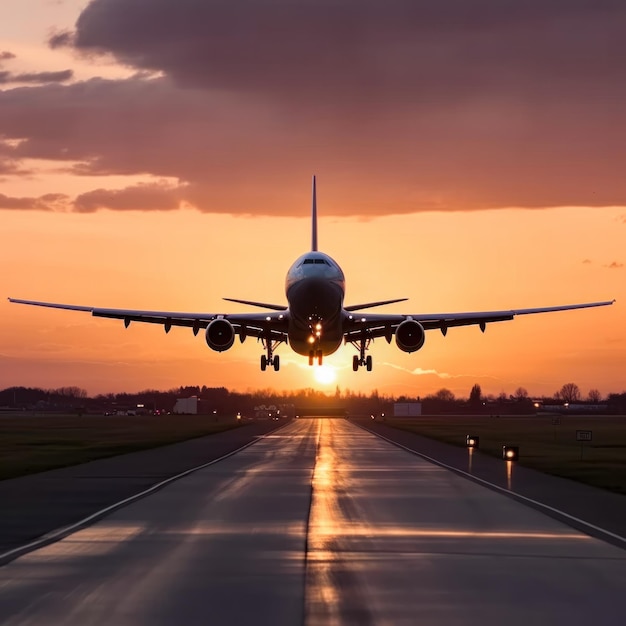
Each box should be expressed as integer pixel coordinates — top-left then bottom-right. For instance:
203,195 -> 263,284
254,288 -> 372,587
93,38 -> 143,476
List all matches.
223,297 -> 286,311
345,298 -> 408,312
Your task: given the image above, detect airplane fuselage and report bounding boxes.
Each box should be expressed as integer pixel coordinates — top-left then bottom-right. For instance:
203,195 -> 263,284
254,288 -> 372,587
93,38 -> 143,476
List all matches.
285,251 -> 345,356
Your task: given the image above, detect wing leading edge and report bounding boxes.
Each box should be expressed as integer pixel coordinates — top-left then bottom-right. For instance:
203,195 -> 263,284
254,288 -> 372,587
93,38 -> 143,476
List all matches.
7,298 -> 289,340
344,299 -> 616,340
7,296 -> 615,347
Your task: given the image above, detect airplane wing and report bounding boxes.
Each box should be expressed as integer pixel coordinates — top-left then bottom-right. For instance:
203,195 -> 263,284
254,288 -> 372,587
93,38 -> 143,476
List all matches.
344,299 -> 616,341
7,298 -> 289,340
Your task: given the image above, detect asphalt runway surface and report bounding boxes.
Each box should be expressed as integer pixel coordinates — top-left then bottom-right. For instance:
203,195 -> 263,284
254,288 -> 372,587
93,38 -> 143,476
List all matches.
1,418 -> 625,625
0,419 -> 282,554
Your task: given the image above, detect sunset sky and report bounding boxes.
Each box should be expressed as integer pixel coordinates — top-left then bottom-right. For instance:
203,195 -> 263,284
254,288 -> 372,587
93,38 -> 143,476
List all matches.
1,0 -> 624,399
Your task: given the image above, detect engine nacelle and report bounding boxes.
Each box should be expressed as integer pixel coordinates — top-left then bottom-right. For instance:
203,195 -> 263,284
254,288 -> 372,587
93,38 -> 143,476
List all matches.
395,319 -> 426,353
205,318 -> 235,352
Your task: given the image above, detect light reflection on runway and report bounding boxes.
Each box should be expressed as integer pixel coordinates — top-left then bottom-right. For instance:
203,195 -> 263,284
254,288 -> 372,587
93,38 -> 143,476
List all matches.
305,419 -> 626,626
0,418 -> 625,626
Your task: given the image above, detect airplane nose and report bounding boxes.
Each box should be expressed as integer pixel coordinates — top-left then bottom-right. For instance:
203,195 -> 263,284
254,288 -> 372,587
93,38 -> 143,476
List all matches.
288,278 -> 343,319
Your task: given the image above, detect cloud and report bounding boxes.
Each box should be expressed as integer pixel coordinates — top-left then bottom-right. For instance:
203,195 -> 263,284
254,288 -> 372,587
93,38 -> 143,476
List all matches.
74,181 -> 185,212
0,51 -> 16,62
604,261 -> 624,269
582,259 -> 592,264
0,1 -> 624,215
0,70 -> 74,85
384,362 -> 453,378
67,1 -> 626,100
0,193 -> 69,211
48,31 -> 74,50
0,158 -> 31,177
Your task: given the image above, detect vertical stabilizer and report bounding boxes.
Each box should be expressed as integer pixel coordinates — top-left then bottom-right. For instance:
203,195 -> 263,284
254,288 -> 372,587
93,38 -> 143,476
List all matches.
311,175 -> 318,251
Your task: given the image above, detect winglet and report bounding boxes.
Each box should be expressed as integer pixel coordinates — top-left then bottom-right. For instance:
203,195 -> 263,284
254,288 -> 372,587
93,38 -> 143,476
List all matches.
311,175 -> 318,252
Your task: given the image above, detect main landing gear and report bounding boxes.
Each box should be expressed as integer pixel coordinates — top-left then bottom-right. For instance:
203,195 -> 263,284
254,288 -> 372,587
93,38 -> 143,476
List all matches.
260,337 -> 283,371
308,350 -> 323,366
260,354 -> 280,372
352,354 -> 373,372
349,333 -> 373,371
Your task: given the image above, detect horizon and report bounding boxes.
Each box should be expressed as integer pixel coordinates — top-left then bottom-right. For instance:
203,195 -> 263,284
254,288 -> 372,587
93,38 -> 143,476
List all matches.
1,1 -> 624,398
1,381 -> 621,404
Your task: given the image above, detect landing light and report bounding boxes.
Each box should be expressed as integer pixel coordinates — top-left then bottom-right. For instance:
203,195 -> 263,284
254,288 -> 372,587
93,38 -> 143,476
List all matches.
315,323 -> 322,331
307,336 -> 315,344
502,445 -> 519,461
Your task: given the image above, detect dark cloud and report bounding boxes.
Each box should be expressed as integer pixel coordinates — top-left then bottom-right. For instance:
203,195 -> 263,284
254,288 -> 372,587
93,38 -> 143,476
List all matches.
48,31 -> 74,50
68,0 -> 626,100
0,51 -> 16,62
0,193 -> 68,211
0,0 -> 625,215
0,70 -> 73,85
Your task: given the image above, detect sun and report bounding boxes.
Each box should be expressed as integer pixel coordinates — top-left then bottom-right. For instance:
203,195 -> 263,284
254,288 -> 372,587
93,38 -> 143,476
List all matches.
313,364 -> 337,385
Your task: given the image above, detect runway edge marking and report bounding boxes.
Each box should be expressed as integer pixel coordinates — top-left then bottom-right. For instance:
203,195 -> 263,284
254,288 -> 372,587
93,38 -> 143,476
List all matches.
356,422 -> 626,550
0,422 -> 291,567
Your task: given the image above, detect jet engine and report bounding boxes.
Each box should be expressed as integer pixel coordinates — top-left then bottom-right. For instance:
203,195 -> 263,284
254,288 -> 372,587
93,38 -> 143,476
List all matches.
205,318 -> 235,351
395,319 -> 426,353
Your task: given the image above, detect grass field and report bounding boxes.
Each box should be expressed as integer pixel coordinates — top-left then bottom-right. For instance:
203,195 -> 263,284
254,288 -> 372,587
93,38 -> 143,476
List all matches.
386,415 -> 626,494
0,413 -> 243,481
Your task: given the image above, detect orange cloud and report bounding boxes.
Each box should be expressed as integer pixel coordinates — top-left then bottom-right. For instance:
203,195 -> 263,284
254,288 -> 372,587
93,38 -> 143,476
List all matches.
0,192 -> 68,211
74,182 -> 185,212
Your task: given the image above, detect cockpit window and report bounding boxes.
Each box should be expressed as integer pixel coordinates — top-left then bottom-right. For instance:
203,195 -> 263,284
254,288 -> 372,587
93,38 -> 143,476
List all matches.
302,258 -> 330,265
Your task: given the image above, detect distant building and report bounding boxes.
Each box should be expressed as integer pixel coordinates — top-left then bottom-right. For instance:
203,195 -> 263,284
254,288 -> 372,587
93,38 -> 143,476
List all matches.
173,397 -> 198,415
394,402 -> 422,417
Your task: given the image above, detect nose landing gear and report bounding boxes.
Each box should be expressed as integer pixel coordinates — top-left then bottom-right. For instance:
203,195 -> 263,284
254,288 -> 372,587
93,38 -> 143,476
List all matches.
309,350 -> 324,365
308,350 -> 323,366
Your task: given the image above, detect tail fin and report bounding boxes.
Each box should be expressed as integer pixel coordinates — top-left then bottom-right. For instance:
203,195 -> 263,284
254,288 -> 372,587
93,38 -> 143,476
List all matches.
311,175 -> 318,251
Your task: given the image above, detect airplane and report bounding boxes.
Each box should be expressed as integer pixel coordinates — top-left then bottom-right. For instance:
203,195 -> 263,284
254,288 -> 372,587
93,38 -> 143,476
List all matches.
8,177 -> 615,372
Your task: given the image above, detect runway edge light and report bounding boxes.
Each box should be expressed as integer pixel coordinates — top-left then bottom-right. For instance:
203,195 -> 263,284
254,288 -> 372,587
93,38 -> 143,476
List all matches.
502,445 -> 519,461
466,435 -> 479,448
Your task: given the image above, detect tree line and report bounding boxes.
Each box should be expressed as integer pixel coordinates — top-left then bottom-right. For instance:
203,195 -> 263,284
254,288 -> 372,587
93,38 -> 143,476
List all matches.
1,382 -> 625,415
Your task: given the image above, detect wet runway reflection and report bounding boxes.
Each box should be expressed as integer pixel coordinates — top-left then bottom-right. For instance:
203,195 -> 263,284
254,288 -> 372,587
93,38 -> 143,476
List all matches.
1,419 -> 625,626
305,419 -> 626,626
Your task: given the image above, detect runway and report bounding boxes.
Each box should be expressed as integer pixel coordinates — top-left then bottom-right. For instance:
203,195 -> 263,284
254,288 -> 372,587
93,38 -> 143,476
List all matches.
1,418 -> 625,625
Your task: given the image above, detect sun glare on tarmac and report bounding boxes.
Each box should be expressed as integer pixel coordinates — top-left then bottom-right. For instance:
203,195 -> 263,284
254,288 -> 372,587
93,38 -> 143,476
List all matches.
314,364 -> 337,385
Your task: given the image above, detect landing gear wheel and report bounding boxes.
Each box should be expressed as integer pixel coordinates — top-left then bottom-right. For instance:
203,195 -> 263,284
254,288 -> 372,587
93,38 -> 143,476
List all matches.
273,355 -> 280,371
353,355 -> 359,372
317,350 -> 323,366
365,355 -> 373,371
308,351 -> 314,366
260,355 -> 267,371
